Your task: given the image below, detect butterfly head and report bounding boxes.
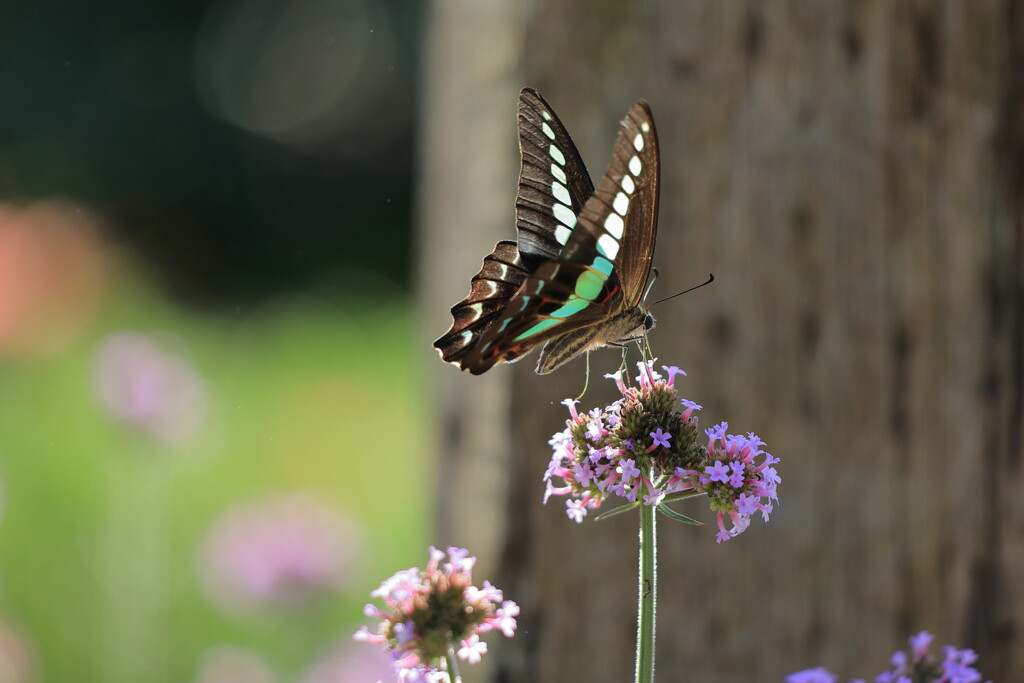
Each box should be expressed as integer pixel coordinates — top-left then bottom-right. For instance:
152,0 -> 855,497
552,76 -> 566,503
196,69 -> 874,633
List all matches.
610,306 -> 656,345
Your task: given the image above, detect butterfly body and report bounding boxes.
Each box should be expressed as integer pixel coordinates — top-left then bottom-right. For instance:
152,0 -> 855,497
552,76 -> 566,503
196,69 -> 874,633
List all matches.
434,88 -> 660,375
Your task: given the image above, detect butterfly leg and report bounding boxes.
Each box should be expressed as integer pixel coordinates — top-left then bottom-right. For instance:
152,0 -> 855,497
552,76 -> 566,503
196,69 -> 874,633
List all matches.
638,338 -> 655,367
617,346 -> 630,379
572,352 -> 592,402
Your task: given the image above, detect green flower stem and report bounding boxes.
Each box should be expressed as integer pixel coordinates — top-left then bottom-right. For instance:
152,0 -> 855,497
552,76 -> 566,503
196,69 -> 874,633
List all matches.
635,494 -> 657,683
445,643 -> 462,683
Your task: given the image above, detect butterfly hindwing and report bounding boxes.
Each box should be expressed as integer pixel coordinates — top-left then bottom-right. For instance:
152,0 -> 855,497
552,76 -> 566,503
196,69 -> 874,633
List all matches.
433,240 -> 531,366
456,259 -> 620,373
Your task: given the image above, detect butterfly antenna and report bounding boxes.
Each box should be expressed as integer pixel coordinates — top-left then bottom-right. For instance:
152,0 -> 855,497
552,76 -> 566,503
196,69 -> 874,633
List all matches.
643,268 -> 660,301
649,273 -> 715,308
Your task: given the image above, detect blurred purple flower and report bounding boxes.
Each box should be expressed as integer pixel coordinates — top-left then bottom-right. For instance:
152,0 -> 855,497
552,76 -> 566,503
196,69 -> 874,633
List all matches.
199,493 -> 360,614
193,645 -> 276,683
301,640 -> 395,683
786,668 -> 837,683
93,332 -> 206,443
0,620 -> 34,683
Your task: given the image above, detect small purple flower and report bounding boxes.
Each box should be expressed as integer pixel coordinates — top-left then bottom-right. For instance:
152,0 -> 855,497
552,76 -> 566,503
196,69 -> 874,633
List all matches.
354,547 -> 518,680
680,399 -> 702,420
650,428 -> 672,450
728,461 -> 746,488
661,365 -> 686,385
618,458 -> 640,483
704,461 -> 730,483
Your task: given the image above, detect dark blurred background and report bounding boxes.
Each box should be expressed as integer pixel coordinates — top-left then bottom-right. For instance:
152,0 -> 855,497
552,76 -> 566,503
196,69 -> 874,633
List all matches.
1,0 -> 420,304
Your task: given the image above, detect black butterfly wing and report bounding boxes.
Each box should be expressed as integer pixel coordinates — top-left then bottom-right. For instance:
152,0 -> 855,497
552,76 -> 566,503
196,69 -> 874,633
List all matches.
457,100 -> 660,374
515,88 -> 595,269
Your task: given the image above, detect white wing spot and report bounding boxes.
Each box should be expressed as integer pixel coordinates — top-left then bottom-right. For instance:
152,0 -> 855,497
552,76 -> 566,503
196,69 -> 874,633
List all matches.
553,203 -> 577,228
597,234 -> 620,259
641,122 -> 650,132
542,111 -> 552,121
542,122 -> 556,140
622,175 -> 635,194
460,330 -> 473,344
555,225 -> 572,245
467,302 -> 484,320
613,192 -> 629,216
550,145 -> 566,166
551,163 -> 567,183
629,155 -> 642,176
497,263 -> 509,279
484,281 -> 498,296
633,133 -> 644,151
552,181 -> 572,206
604,213 -> 624,239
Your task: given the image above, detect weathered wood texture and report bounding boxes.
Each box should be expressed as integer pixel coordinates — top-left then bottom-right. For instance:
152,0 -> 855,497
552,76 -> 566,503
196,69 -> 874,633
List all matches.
420,1 -> 1023,681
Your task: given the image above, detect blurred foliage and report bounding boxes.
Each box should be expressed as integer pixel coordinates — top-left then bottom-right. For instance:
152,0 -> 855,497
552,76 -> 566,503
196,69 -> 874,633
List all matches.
0,260 -> 428,681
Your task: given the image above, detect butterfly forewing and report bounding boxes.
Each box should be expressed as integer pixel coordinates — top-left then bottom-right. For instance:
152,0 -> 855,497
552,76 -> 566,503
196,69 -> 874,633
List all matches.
515,88 -> 595,268
557,101 -> 659,308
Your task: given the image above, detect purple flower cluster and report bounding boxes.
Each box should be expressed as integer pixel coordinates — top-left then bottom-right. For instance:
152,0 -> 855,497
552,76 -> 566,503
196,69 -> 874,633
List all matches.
787,631 -> 989,683
544,360 -> 780,542
354,546 -> 519,682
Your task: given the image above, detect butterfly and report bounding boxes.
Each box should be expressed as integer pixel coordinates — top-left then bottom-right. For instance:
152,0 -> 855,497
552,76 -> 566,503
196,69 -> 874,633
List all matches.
434,87 -> 660,375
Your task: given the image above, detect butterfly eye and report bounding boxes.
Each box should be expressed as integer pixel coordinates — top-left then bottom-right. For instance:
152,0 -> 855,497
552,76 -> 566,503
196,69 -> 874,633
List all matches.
644,314 -> 655,331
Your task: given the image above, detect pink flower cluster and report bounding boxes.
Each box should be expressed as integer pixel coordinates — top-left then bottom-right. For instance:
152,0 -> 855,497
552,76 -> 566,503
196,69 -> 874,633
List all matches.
93,331 -> 206,443
355,546 -> 519,682
544,360 -> 780,542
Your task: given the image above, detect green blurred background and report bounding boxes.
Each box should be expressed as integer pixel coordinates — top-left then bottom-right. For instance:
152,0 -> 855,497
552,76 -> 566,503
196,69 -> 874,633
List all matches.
0,1 -> 424,680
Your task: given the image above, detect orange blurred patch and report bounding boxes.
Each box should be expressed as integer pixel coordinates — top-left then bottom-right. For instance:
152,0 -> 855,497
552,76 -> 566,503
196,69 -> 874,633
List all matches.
0,201 -> 108,357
